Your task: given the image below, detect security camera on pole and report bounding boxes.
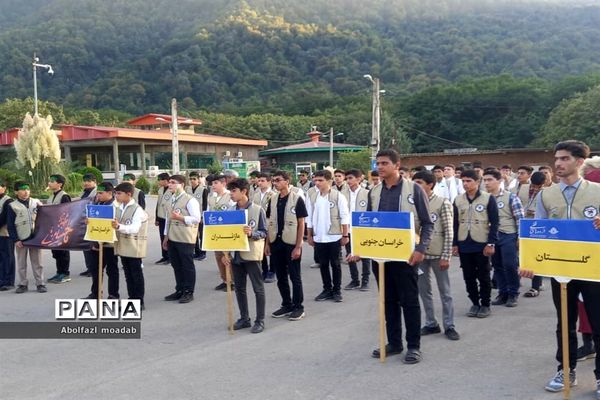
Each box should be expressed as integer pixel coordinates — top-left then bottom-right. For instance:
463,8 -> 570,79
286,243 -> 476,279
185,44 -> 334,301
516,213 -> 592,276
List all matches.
32,53 -> 54,116
364,75 -> 384,162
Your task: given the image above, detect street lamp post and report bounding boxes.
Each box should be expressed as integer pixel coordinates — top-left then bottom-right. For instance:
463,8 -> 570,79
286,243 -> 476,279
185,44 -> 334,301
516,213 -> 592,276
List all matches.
363,74 -> 384,161
32,53 -> 54,116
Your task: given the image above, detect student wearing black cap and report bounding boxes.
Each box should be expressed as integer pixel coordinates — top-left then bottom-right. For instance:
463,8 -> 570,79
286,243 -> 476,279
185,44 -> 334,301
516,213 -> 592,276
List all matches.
46,174 -> 72,284
0,181 -> 15,291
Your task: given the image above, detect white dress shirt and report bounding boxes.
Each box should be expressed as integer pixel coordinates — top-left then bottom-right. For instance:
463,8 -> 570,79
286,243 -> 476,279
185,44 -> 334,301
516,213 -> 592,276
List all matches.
164,192 -> 201,235
306,189 -> 350,243
117,199 -> 147,235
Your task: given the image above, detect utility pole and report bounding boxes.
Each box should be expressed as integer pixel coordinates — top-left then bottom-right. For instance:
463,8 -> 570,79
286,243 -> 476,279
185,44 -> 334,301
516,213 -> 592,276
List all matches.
329,127 -> 334,167
371,77 -> 381,160
171,98 -> 180,174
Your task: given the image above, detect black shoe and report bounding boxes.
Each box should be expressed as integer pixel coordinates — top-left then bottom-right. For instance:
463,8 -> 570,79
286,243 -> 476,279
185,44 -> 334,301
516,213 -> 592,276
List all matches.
271,307 -> 293,318
359,281 -> 370,291
155,258 -> 170,265
466,305 -> 480,317
577,345 -> 596,361
333,291 -> 343,302
36,285 -> 47,293
0,285 -> 15,291
444,327 -> 461,341
233,318 -> 251,330
420,325 -> 442,335
15,285 -> 28,294
288,309 -> 305,321
344,281 -> 360,290
491,294 -> 508,306
79,270 -> 92,277
477,306 -> 491,318
107,295 -> 120,300
194,254 -> 207,261
83,293 -> 95,299
403,349 -> 422,364
251,321 -> 265,333
178,292 -> 194,303
372,344 -> 403,358
164,291 -> 183,301
315,290 -> 333,301
214,282 -> 227,291
505,295 -> 518,308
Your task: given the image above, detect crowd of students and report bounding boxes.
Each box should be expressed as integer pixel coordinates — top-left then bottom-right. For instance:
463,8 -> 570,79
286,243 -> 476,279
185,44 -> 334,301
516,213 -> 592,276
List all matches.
0,140 -> 598,398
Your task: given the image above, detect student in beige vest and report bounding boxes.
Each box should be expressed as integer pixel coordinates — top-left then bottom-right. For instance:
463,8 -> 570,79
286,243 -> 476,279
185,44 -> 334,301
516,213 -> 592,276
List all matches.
122,173 -> 146,210
80,173 -> 98,277
46,174 -> 72,284
510,165 -> 532,206
163,175 -> 201,304
539,165 -> 555,187
85,182 -> 120,300
483,169 -> 524,308
186,171 -> 208,261
296,170 -> 313,197
266,170 -> 308,321
112,183 -> 147,309
207,174 -> 235,291
521,141 -> 600,395
7,181 -> 44,293
222,178 -> 267,333
154,172 -> 171,264
412,170 -> 459,341
342,169 -> 371,291
452,169 -> 499,319
252,172 -> 276,282
0,181 -> 15,291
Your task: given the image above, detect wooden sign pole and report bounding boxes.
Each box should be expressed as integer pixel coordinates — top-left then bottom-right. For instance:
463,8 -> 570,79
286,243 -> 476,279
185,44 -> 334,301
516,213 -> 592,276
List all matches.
225,262 -> 234,335
375,259 -> 386,363
560,281 -> 571,399
97,245 -> 104,302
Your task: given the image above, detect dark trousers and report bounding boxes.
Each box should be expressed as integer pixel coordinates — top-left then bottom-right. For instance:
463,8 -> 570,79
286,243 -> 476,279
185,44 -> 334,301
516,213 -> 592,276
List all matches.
373,261 -> 421,350
315,241 -> 342,292
491,232 -> 520,297
261,255 -> 273,276
194,222 -> 206,257
168,241 -> 196,293
157,218 -> 169,260
532,275 -> 543,290
121,256 -> 144,304
52,249 -> 70,275
271,239 -> 303,311
83,250 -> 93,273
552,278 -> 600,378
459,251 -> 491,307
345,239 -> 370,284
88,247 -> 119,298
0,237 -> 15,286
232,260 -> 265,322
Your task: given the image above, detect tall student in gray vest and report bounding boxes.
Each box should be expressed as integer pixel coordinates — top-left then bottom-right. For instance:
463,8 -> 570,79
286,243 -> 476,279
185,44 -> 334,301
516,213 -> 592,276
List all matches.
163,175 -> 201,304
483,169 -> 524,308
222,178 -> 267,333
0,181 -> 15,291
80,173 -> 98,277
154,173 -> 171,264
85,182 -> 120,299
358,149 -> 433,364
306,169 -> 350,303
343,169 -> 371,291
452,169 -> 499,319
207,174 -> 235,291
266,170 -> 308,321
510,165 -> 532,207
412,170 -> 460,341
46,174 -> 72,284
185,171 -> 208,261
7,181 -> 45,293
122,173 -> 146,210
112,183 -> 148,309
521,140 -> 600,395
252,172 -> 275,282
522,171 -> 547,297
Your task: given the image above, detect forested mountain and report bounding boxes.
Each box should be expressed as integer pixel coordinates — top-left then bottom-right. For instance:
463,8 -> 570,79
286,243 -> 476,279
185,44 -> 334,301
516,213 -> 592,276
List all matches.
0,0 -> 599,151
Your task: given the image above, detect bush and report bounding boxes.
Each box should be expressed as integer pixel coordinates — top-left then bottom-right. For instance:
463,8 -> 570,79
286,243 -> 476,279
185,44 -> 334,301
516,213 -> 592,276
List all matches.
136,175 -> 151,194
65,172 -> 84,195
150,180 -> 159,195
76,166 -> 103,183
0,168 -> 25,191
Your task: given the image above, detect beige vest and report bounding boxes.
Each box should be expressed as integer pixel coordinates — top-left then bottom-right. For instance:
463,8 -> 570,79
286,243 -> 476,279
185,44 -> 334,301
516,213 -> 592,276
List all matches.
10,198 -> 39,240
208,192 -> 231,211
540,180 -> 600,220
0,195 -> 11,237
454,192 -> 491,243
350,187 -> 370,212
333,182 -> 351,203
115,203 -> 148,258
425,194 -> 448,257
166,193 -> 198,244
252,189 -> 274,212
308,188 -> 342,235
511,183 -> 530,208
268,190 -> 301,245
156,186 -> 172,219
47,190 -> 67,205
297,180 -> 311,195
238,203 -> 266,261
495,190 -> 517,234
185,185 -> 206,213
369,179 -> 421,234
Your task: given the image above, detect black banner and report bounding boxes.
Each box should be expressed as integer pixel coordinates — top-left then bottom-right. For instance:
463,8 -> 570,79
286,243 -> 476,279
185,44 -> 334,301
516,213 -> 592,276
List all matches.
23,198 -> 93,251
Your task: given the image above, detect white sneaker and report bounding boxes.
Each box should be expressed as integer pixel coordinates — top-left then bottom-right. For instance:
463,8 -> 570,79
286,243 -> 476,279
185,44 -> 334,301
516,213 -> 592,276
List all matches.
545,369 -> 577,392
309,263 -> 320,269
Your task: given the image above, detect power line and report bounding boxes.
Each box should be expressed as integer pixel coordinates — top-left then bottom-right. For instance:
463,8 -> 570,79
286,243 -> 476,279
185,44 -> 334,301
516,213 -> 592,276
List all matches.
395,120 -> 477,148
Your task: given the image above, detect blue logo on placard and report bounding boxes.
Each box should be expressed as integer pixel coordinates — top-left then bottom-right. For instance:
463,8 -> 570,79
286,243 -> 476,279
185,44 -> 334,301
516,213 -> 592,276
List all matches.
528,221 -> 559,239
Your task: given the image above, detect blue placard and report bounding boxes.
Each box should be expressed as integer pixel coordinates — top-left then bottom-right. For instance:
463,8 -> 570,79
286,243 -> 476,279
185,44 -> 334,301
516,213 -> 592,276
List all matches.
520,219 -> 600,243
86,204 -> 114,220
351,211 -> 412,229
370,159 -> 377,172
203,210 -> 246,226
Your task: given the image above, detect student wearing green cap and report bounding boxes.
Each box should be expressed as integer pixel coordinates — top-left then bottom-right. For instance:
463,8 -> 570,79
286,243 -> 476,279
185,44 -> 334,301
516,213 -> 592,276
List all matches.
7,181 -> 45,293
80,173 -> 98,277
122,173 -> 146,210
0,181 -> 15,291
46,174 -> 72,284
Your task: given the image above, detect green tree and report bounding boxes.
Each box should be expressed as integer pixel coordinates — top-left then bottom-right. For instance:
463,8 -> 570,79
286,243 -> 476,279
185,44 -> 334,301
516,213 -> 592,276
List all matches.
0,98 -> 66,131
336,149 -> 371,174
